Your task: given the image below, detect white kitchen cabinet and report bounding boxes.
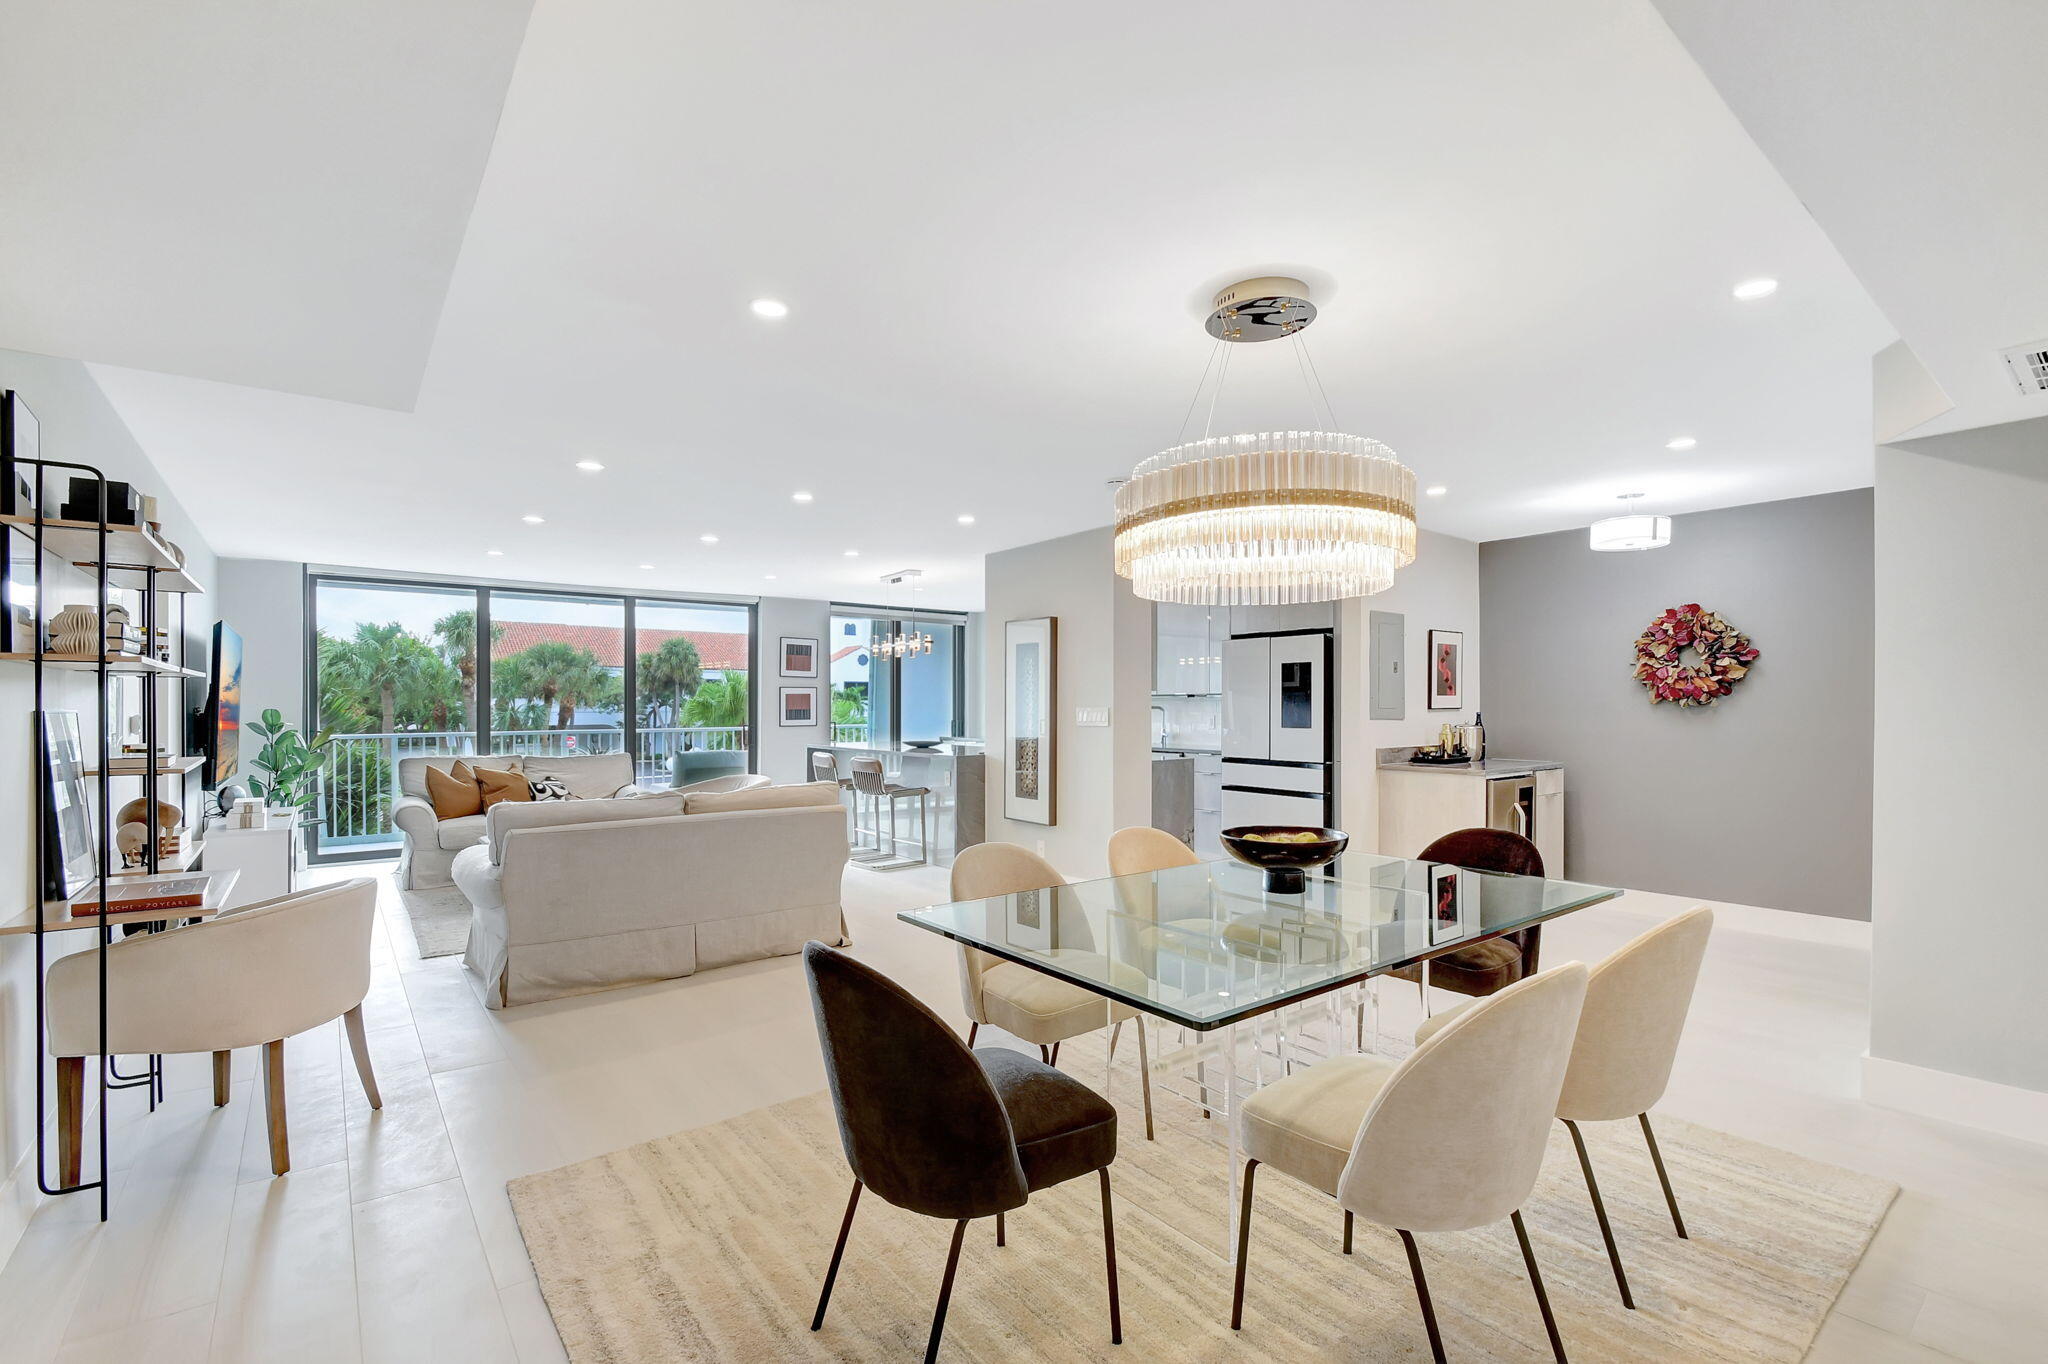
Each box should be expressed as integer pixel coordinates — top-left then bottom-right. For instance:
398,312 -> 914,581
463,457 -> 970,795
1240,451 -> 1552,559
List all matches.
1533,767 -> 1566,876
1154,602 -> 1216,694
1377,765 -> 1567,875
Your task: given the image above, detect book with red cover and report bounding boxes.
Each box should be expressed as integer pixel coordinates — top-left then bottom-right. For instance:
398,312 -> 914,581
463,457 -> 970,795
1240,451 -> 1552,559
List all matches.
70,876 -> 209,917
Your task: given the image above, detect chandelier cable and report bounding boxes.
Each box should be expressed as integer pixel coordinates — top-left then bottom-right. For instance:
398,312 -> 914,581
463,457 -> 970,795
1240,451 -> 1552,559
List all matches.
1173,337 -> 1225,447
1295,331 -> 1339,430
1202,340 -> 1233,440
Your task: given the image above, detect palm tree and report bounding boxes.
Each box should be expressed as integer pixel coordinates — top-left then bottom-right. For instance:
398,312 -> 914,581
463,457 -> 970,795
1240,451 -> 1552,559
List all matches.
331,623 -> 426,735
637,635 -> 703,726
831,684 -> 868,726
679,672 -> 749,740
496,641 -> 611,728
433,609 -> 500,727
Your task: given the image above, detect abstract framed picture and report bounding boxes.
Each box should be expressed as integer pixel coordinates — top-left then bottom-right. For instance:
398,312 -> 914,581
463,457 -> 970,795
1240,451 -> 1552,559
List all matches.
779,636 -> 820,678
1004,616 -> 1056,825
41,710 -> 98,902
1428,863 -> 1466,945
778,686 -> 819,727
1427,628 -> 1464,710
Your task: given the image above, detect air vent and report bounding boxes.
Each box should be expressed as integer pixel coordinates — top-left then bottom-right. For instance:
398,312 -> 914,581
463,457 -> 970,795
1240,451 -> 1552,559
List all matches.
2000,340 -> 2048,396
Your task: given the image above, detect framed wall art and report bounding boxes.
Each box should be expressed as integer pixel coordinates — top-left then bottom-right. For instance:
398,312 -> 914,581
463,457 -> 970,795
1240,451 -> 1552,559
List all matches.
1428,863 -> 1466,945
1427,628 -> 1464,710
779,636 -> 820,678
778,686 -> 819,727
1003,616 -> 1056,825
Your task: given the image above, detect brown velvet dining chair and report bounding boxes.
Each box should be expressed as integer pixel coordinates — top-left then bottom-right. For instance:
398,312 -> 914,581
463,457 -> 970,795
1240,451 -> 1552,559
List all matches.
1389,827 -> 1547,1013
803,942 -> 1123,1362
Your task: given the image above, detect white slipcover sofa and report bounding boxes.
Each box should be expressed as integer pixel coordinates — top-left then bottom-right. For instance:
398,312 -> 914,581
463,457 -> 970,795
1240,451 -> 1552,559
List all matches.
451,781 -> 850,1008
391,752 -> 637,890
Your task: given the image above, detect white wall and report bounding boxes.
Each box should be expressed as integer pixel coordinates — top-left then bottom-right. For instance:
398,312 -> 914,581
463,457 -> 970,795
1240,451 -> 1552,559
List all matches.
1337,529 -> 1483,853
982,527 -> 1150,880
754,596 -> 832,783
1869,429 -> 2048,1111
215,558 -> 305,733
0,350 -> 218,1261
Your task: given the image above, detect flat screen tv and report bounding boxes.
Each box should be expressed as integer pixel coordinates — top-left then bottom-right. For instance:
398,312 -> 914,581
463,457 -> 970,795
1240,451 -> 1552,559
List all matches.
202,621 -> 243,787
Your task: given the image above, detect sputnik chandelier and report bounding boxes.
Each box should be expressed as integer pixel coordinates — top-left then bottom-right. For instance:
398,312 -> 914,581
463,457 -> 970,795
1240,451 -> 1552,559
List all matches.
872,569 -> 933,659
1113,275 -> 1418,605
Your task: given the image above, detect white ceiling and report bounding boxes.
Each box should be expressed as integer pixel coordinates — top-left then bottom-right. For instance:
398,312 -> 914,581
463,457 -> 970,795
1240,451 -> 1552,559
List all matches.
27,0 -> 1902,608
1651,0 -> 2048,441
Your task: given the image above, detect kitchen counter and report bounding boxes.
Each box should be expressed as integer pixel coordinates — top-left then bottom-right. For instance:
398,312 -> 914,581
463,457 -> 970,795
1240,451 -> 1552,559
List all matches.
1377,756 -> 1564,777
831,740 -> 984,757
1152,746 -> 1220,757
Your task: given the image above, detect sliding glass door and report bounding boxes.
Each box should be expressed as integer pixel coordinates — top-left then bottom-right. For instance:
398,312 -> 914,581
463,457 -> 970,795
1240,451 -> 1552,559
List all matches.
635,598 -> 752,785
827,610 -> 966,747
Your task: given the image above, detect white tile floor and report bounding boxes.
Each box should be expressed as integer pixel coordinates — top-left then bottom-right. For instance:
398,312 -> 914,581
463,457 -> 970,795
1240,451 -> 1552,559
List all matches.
2,859 -> 2045,1362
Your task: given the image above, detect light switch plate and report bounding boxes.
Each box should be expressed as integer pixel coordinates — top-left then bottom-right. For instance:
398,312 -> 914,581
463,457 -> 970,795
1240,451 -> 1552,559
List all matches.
1075,706 -> 1110,727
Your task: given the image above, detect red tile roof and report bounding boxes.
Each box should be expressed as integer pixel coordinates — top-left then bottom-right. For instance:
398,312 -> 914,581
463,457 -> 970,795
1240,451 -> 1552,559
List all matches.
491,621 -> 749,671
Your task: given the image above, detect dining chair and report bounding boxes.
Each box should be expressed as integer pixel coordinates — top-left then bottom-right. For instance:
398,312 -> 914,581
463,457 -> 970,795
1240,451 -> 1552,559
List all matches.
1415,904 -> 1713,1308
45,878 -> 381,1180
803,942 -> 1122,1362
951,843 -> 1157,1139
1106,825 -> 1202,878
850,755 -> 931,869
1233,961 -> 1590,1363
1389,827 -> 1546,1015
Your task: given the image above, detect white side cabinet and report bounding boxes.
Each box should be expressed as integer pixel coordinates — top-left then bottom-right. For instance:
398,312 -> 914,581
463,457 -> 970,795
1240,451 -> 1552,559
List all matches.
205,815 -> 302,908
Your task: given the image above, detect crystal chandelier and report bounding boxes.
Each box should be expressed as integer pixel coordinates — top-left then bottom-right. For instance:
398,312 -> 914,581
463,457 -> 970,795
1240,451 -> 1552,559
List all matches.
1114,276 -> 1418,605
1589,492 -> 1672,552
872,569 -> 934,659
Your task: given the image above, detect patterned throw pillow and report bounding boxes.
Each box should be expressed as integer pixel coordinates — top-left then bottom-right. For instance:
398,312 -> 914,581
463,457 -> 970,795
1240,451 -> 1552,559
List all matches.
528,776 -> 575,802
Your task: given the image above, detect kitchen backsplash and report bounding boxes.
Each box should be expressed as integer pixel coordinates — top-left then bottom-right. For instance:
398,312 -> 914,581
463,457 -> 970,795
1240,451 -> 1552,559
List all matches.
1152,694 -> 1221,749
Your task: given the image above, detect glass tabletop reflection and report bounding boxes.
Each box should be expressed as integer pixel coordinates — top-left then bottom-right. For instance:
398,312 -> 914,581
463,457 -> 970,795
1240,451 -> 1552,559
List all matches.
899,854 -> 1622,1031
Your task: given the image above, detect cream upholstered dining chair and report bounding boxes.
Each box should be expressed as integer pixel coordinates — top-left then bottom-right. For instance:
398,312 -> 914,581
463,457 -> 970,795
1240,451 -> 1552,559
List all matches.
1233,962 -> 1590,1363
1106,825 -> 1202,878
951,843 -> 1158,1140
1414,904 -> 1713,1309
45,878 -> 381,1181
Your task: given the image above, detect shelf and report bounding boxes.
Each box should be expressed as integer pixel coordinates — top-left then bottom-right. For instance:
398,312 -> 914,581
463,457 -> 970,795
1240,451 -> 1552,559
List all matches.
109,838 -> 204,877
0,512 -> 200,585
0,868 -> 241,937
85,755 -> 205,777
0,651 -> 203,677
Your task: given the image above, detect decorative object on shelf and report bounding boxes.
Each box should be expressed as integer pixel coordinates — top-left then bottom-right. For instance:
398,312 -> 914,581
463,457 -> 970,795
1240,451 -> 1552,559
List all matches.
1003,616 -> 1056,825
779,636 -> 819,678
778,686 -> 819,726
1590,492 -> 1673,552
58,475 -> 142,526
1633,604 -> 1759,707
871,569 -> 934,659
231,796 -> 268,830
1220,824 -> 1349,894
245,708 -> 333,818
114,796 -> 180,834
102,602 -> 136,653
47,604 -> 99,655
1113,275 -> 1417,605
41,711 -> 98,901
1427,628 -> 1464,710
213,782 -> 248,819
1,392 -> 37,654
529,776 -> 574,801
116,821 -> 150,868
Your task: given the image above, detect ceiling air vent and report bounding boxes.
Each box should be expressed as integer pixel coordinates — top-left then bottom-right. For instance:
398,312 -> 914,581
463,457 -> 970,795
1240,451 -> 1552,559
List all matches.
1999,340 -> 2048,396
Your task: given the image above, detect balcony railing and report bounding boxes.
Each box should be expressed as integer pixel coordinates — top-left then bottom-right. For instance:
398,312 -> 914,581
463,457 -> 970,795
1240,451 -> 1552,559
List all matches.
832,722 -> 870,745
316,725 -> 749,850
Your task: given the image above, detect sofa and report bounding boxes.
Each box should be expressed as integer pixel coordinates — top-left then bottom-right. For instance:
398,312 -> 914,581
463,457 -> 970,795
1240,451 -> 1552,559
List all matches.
452,780 -> 850,1008
392,752 -> 638,890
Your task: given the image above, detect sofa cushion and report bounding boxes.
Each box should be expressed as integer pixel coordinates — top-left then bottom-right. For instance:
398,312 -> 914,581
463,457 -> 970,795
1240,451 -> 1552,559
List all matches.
476,765 -> 532,810
521,752 -> 637,801
683,780 -> 842,815
399,754 -> 518,799
487,789 -> 688,863
425,761 -> 483,820
435,813 -> 488,851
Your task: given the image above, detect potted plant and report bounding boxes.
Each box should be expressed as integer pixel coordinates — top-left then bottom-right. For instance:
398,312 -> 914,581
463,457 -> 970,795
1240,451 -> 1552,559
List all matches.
246,708 -> 334,824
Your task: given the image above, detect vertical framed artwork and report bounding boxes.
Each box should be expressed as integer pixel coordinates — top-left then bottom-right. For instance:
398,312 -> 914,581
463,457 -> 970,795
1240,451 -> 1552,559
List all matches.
1427,628 -> 1464,710
778,686 -> 819,726
779,636 -> 819,678
41,711 -> 98,901
1004,616 -> 1056,825
1428,863 -> 1466,945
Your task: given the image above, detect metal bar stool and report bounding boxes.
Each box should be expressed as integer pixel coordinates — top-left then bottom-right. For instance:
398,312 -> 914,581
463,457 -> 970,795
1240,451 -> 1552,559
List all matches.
813,751 -> 890,863
849,756 -> 930,870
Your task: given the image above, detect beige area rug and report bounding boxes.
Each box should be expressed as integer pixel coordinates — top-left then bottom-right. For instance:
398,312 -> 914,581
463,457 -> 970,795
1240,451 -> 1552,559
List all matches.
510,1031 -> 1896,1363
395,879 -> 471,958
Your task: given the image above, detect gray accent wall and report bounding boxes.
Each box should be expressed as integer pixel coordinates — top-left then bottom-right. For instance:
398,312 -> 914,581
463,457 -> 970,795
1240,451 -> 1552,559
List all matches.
1478,490 -> 1873,919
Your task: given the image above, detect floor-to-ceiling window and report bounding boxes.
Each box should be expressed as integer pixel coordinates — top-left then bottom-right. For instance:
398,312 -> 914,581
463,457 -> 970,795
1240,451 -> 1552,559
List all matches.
828,608 -> 967,746
308,572 -> 754,861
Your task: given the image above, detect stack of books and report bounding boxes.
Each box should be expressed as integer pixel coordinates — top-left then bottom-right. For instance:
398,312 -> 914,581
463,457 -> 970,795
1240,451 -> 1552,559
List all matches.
70,876 -> 209,917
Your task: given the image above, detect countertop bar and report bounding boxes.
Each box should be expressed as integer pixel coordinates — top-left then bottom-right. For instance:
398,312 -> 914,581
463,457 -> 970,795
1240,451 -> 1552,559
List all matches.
826,741 -> 984,758
1378,755 -> 1564,777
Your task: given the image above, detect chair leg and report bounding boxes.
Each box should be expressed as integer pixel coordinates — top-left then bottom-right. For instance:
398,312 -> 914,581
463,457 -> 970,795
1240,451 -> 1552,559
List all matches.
1230,1158 -> 1259,1330
1640,1113 -> 1688,1238
1563,1119 -> 1634,1308
56,1056 -> 84,1187
967,1022 -> 978,1048
262,1039 -> 290,1176
812,1180 -> 862,1330
1040,1044 -> 1051,1064
1511,1209 -> 1569,1363
1343,1209 -> 1354,1254
212,1050 -> 232,1107
1048,1042 -> 1060,1068
1397,1229 -> 1446,1364
1133,1016 -> 1155,1141
996,1210 -> 1005,1247
342,1005 -> 382,1110
1099,1168 -> 1122,1344
925,1218 -> 970,1364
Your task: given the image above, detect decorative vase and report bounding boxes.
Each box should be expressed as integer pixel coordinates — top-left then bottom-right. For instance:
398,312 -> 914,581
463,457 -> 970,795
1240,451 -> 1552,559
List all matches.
47,605 -> 99,655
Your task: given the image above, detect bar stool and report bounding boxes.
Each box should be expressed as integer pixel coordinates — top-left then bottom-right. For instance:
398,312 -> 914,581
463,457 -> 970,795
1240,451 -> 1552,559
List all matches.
813,751 -> 889,863
849,756 -> 930,870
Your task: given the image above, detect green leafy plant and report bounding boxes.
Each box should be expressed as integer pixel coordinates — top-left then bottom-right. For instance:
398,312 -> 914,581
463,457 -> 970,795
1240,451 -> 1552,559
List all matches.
247,708 -> 335,813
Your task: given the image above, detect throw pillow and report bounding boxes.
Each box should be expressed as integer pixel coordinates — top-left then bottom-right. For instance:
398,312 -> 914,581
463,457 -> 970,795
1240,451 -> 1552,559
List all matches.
528,776 -> 575,802
474,764 -> 534,810
424,761 -> 483,820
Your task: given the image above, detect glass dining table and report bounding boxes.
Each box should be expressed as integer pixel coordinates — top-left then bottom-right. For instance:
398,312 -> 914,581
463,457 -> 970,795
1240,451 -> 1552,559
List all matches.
900,852 -> 1622,1258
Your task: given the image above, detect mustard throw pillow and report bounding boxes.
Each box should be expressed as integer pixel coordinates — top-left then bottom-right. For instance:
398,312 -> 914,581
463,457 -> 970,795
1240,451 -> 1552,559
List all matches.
424,761 -> 482,820
474,764 -> 533,810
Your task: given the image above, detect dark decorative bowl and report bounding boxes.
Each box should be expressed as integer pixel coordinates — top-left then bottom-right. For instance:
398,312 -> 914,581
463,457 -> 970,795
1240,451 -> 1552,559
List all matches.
1220,826 -> 1350,894
903,738 -> 943,750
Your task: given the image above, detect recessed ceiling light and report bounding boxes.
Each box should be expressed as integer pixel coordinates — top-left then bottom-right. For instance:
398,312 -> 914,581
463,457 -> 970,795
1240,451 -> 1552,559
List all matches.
843,549 -> 860,557
699,533 -> 719,544
574,459 -> 605,472
792,490 -> 814,503
521,514 -> 545,525
750,298 -> 789,319
765,574 -> 778,581
1666,437 -> 1698,451
1424,485 -> 1448,497
486,549 -> 504,557
957,513 -> 976,525
1732,277 -> 1778,301
639,563 -> 654,570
